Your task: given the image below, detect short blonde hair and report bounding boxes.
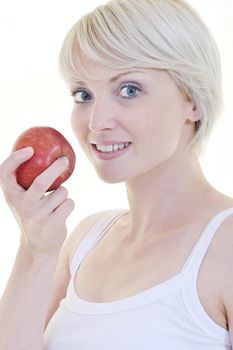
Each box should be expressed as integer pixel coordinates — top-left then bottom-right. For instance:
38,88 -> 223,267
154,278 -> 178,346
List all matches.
59,0 -> 222,155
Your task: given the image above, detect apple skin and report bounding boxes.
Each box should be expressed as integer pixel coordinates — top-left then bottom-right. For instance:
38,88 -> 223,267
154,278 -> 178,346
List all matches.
12,126 -> 76,191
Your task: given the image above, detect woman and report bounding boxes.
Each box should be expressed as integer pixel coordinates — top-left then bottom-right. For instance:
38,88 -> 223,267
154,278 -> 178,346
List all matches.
0,0 -> 233,349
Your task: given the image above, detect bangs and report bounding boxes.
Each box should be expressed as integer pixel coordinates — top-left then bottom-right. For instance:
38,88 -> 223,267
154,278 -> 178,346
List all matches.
58,1 -> 187,84
59,7 -> 142,83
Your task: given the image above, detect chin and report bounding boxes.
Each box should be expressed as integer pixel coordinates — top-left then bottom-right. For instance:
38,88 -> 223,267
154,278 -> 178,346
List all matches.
98,175 -> 125,184
96,170 -> 126,184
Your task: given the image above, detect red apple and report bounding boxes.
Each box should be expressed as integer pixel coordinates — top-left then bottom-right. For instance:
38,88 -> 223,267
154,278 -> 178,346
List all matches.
12,126 -> 76,191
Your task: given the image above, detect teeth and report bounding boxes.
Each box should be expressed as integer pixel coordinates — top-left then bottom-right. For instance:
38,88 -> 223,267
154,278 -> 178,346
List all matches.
118,143 -> 125,150
96,144 -> 113,152
96,142 -> 130,153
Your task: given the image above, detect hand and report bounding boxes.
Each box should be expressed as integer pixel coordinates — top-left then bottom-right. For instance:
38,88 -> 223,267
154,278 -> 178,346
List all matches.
0,147 -> 75,254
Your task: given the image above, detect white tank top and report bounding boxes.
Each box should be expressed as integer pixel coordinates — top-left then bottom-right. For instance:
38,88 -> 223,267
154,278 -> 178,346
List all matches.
44,208 -> 233,350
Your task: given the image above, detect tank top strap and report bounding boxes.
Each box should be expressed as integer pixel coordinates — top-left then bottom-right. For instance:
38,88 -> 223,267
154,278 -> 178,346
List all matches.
70,209 -> 129,276
181,207 -> 233,276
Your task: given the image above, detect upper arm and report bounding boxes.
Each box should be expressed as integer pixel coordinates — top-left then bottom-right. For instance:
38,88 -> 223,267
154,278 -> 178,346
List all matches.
44,241 -> 70,329
217,217 -> 233,344
44,210 -> 107,329
225,264 -> 233,345
226,280 -> 233,346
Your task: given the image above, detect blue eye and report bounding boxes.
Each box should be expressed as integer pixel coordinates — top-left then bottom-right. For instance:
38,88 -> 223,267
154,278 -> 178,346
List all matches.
120,85 -> 140,98
71,89 -> 92,103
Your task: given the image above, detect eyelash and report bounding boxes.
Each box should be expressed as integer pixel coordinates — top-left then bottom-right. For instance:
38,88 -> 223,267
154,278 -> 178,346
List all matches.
120,84 -> 141,98
71,89 -> 92,103
71,83 -> 142,104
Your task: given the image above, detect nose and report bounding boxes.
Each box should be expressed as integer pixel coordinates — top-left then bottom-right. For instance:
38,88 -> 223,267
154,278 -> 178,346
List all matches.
88,99 -> 116,132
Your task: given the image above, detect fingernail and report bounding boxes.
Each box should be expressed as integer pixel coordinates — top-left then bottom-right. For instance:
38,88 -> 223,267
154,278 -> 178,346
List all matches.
61,156 -> 69,165
24,147 -> 34,155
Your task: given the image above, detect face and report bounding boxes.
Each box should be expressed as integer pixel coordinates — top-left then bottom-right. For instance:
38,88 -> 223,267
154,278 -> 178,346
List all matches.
70,51 -> 197,184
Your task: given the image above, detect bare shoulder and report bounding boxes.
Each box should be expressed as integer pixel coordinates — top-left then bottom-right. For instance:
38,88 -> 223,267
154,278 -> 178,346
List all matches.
197,195 -> 233,333
212,197 -> 233,280
45,210 -> 108,328
65,210 -> 110,264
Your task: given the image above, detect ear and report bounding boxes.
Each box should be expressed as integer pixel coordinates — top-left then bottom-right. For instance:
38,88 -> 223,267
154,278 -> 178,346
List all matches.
186,101 -> 200,123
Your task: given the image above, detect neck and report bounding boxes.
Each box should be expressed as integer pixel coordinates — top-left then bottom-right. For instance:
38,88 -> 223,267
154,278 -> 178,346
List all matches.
124,150 -> 213,239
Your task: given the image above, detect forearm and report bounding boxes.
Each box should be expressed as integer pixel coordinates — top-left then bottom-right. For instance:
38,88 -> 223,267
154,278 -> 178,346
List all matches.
0,245 -> 60,350
0,149 -> 74,349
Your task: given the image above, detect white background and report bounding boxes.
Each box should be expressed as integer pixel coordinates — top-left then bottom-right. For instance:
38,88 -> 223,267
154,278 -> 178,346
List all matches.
0,0 -> 232,296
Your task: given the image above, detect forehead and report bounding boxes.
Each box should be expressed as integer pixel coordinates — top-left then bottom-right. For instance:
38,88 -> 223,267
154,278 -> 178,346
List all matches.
73,49 -> 147,84
70,49 -> 180,94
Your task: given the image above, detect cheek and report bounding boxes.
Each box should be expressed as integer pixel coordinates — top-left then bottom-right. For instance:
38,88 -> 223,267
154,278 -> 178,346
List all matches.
71,109 -> 94,161
144,103 -> 186,154
71,109 -> 87,143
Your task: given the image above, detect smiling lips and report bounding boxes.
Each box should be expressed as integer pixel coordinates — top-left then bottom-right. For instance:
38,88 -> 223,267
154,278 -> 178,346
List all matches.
90,141 -> 132,160
94,142 -> 131,153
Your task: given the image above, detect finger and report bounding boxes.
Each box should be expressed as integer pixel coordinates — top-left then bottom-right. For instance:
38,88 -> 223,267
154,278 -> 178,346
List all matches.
27,157 -> 69,198
50,198 -> 75,224
41,186 -> 69,214
0,147 -> 34,176
0,148 -> 34,188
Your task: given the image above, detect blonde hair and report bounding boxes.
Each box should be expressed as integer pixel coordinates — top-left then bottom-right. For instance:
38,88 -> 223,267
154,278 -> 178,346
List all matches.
59,0 -> 222,155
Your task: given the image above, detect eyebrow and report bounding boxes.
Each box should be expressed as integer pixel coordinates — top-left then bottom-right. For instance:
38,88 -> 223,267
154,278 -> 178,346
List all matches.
109,70 -> 145,83
74,70 -> 145,86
